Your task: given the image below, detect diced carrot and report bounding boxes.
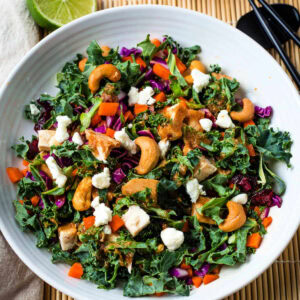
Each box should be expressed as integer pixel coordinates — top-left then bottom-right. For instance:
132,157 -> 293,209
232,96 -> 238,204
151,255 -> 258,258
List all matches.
6,167 -> 24,183
72,169 -> 78,176
151,38 -> 161,47
19,200 -> 24,205
175,55 -> 187,74
203,274 -> 219,285
109,215 -> 125,233
187,267 -> 193,277
83,216 -> 95,230
243,120 -> 255,128
91,112 -> 102,127
246,233 -> 262,249
180,263 -> 190,270
154,292 -> 166,297
124,110 -> 134,122
192,276 -> 203,288
68,262 -> 84,279
122,56 -> 133,63
246,144 -> 256,157
220,132 -> 225,138
262,216 -> 273,229
30,195 -> 40,207
21,168 -> 28,176
22,160 -> 30,167
134,104 -> 148,115
98,103 -> 119,116
182,220 -> 189,232
211,265 -> 222,274
229,182 -> 235,189
154,91 -> 166,102
135,57 -> 147,68
106,128 -> 115,138
254,206 -> 261,216
153,63 -> 171,80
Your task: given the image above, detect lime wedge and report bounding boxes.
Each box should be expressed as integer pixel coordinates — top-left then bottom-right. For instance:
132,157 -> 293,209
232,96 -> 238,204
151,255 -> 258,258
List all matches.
26,0 -> 97,30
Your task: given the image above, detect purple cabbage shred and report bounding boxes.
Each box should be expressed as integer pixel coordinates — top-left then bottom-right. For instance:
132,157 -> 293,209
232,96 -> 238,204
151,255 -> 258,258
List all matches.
194,263 -> 210,278
120,47 -> 142,57
137,130 -> 155,140
112,168 -> 126,184
149,80 -> 164,91
260,207 -> 270,220
27,138 -> 39,160
169,268 -> 189,279
55,195 -> 66,209
95,125 -> 107,134
271,194 -> 282,208
255,105 -> 273,118
39,170 -> 53,190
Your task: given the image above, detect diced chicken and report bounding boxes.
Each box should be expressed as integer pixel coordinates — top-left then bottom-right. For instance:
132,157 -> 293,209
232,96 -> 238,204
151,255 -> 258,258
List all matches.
184,109 -> 205,131
191,197 -> 216,225
85,129 -> 120,161
38,130 -> 59,151
194,156 -> 217,182
58,223 -> 77,251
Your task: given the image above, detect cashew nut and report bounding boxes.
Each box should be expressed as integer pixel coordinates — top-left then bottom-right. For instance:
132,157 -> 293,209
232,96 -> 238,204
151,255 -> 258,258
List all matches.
135,136 -> 160,175
184,60 -> 207,84
192,197 -> 216,225
78,58 -> 87,72
101,45 -> 110,57
158,101 -> 188,141
121,178 -> 159,201
88,64 -> 121,94
72,177 -> 92,211
219,201 -> 246,232
184,109 -> 205,131
230,98 -> 254,123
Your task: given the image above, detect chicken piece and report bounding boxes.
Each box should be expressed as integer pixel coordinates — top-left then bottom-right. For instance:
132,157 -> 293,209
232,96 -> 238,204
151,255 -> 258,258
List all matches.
38,130 -> 59,151
158,101 -> 188,141
183,127 -> 211,154
85,129 -> 120,161
58,223 -> 77,251
194,156 -> 217,182
192,197 -> 216,225
184,109 -> 205,132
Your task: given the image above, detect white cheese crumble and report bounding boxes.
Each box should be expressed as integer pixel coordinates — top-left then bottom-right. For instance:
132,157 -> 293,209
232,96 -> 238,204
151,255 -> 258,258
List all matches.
231,193 -> 248,205
103,225 -> 112,235
215,110 -> 235,129
72,132 -> 83,146
199,118 -> 213,132
191,69 -> 210,93
128,86 -> 156,106
186,178 -> 206,203
91,197 -> 112,227
30,104 -> 40,115
55,115 -> 72,143
158,139 -> 170,159
92,167 -> 111,189
45,156 -> 67,188
122,205 -> 150,237
114,128 -> 137,154
161,228 -> 184,251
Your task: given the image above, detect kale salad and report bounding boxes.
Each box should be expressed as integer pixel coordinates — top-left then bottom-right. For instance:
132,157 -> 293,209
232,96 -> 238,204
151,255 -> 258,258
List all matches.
8,35 -> 292,297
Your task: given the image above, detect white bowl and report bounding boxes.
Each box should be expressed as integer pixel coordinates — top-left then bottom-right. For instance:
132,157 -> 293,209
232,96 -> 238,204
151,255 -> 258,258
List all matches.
0,5 -> 299,300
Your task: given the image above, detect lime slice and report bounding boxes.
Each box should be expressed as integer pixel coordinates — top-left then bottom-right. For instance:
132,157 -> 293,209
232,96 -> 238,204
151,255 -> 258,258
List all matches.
26,0 -> 97,30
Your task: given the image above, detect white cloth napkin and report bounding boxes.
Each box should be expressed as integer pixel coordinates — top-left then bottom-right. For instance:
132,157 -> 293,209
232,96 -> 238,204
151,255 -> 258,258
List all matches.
0,0 -> 43,299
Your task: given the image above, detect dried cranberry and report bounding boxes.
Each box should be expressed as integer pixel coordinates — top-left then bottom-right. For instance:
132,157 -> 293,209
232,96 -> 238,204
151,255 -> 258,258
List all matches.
231,174 -> 257,192
251,189 -> 274,207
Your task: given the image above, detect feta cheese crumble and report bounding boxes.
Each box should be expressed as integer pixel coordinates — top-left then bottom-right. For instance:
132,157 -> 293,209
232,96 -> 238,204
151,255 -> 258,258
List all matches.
231,193 -> 248,205
114,128 -> 137,154
91,197 -> 112,227
186,178 -> 206,203
191,69 -> 210,93
72,132 -> 83,146
92,167 -> 111,189
161,228 -> 184,251
158,139 -> 170,158
128,86 -> 156,106
55,115 -> 72,143
199,118 -> 213,132
30,104 -> 40,115
45,156 -> 67,188
122,205 -> 150,237
103,225 -> 112,235
215,110 -> 235,129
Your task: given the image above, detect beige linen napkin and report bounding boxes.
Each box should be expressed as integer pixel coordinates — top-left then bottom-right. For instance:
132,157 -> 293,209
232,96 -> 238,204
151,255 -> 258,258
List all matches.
0,0 -> 43,299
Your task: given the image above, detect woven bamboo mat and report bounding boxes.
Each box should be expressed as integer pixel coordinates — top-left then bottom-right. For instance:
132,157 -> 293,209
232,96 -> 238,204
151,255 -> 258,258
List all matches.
42,0 -> 300,299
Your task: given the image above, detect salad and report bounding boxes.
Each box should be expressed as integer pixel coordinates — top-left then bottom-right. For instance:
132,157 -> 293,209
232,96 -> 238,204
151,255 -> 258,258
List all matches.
7,35 -> 292,297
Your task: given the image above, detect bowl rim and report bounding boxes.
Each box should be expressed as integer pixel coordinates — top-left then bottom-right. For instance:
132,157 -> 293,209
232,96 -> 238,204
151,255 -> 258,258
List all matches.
0,5 -> 299,300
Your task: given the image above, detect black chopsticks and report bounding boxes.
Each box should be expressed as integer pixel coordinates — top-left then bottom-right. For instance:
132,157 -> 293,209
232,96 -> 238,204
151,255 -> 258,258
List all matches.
248,0 -> 300,90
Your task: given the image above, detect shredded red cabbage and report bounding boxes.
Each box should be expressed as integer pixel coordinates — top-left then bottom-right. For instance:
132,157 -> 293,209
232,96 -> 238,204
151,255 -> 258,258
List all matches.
112,168 -> 126,184
95,125 -> 107,133
194,263 -> 210,277
149,80 -> 164,91
169,268 -> 188,278
150,57 -> 168,68
145,69 -> 153,80
27,138 -> 39,160
218,243 -> 228,251
120,47 -> 142,57
255,105 -> 273,118
38,198 -> 44,209
34,100 -> 53,132
272,194 -> 282,208
251,189 -> 274,207
185,277 -> 193,285
113,118 -> 123,131
51,153 -> 73,168
137,130 -> 155,140
172,47 -> 178,54
201,108 -> 217,127
117,91 -> 127,101
260,207 -> 270,219
25,172 -> 35,181
110,148 -> 128,159
39,170 -> 53,190
106,116 -> 117,128
55,195 -> 66,208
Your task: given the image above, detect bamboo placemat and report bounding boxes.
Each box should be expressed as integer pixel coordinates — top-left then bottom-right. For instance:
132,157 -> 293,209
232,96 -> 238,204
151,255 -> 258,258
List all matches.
42,1 -> 300,299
